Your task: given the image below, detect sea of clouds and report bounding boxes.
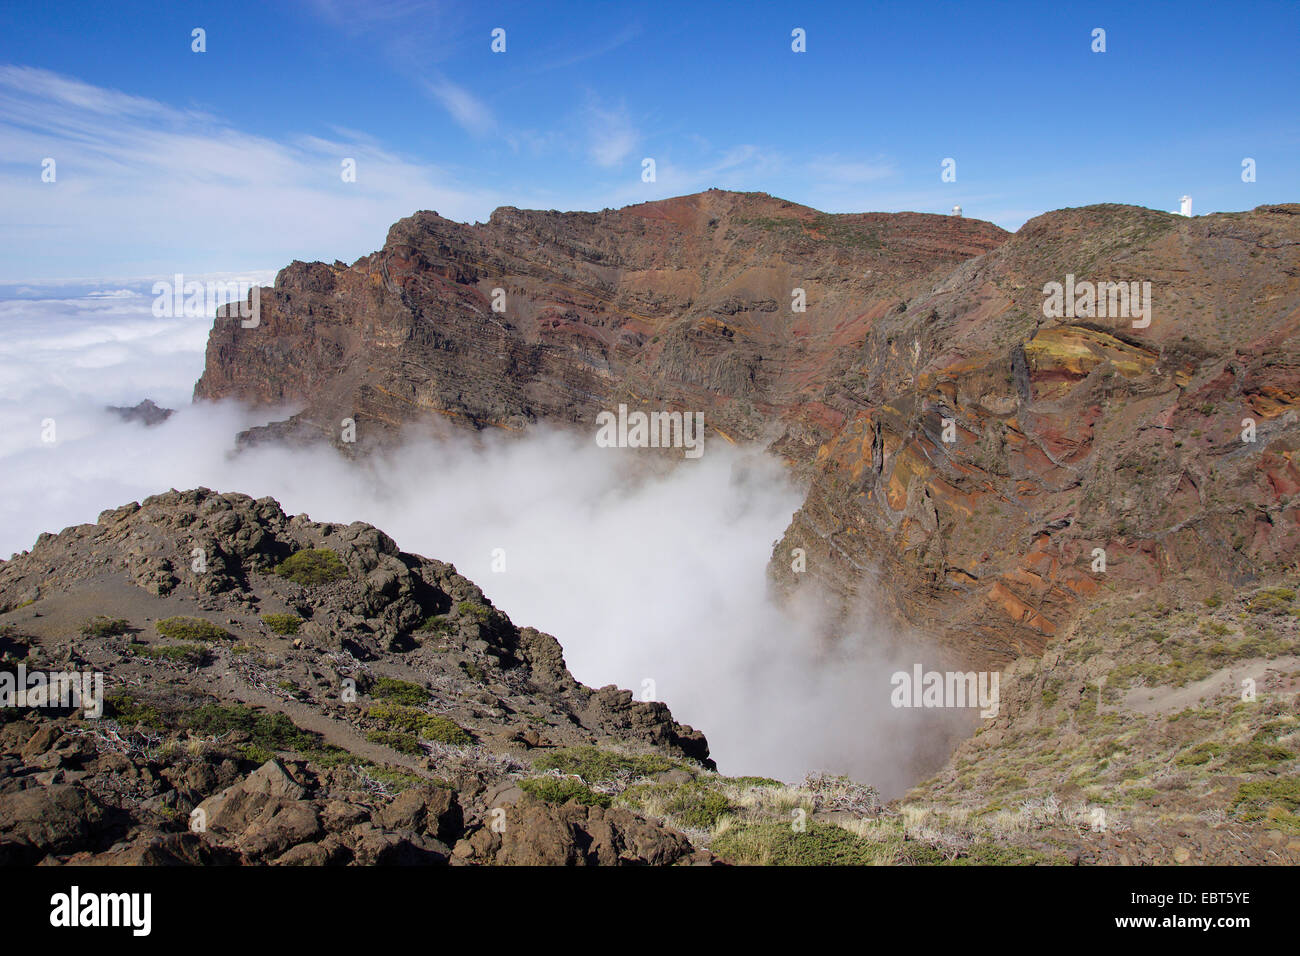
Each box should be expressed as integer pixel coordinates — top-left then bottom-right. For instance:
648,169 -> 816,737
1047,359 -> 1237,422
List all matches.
0,281 -> 968,795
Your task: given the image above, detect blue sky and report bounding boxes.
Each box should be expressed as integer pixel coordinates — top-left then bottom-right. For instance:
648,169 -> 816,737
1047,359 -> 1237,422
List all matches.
0,0 -> 1296,280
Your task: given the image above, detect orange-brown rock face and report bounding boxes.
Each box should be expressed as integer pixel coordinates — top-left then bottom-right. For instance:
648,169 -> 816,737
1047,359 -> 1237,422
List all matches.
772,203 -> 1300,666
195,193 -> 1300,667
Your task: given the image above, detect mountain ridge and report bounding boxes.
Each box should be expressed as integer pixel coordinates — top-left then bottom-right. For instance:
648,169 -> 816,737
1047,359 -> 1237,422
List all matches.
193,190 -> 1300,670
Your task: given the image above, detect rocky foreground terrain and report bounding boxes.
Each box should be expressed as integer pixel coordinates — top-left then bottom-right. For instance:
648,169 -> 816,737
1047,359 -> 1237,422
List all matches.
1,489 -> 1296,866
0,489 -> 718,865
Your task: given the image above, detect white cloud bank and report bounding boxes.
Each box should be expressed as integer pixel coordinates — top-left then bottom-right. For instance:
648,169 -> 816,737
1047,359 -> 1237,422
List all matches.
0,291 -> 969,794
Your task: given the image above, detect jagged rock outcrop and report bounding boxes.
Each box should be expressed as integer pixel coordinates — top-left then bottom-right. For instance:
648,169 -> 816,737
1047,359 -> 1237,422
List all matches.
0,489 -> 713,865
107,399 -> 174,427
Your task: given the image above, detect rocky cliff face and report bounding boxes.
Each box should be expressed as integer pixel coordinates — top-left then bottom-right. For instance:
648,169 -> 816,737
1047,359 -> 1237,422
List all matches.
194,192 -> 1300,667
194,189 -> 1007,456
773,203 -> 1300,664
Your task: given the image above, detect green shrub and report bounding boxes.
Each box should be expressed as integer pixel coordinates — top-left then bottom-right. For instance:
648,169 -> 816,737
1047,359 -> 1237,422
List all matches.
128,642 -> 209,665
726,775 -> 786,788
275,548 -> 348,586
155,616 -> 231,643
365,701 -> 424,733
372,677 -> 429,706
712,822 -> 883,866
261,613 -> 302,635
952,842 -> 1056,866
1247,588 -> 1295,615
366,701 -> 471,745
622,780 -> 735,830
519,776 -> 611,808
1231,777 -> 1300,826
105,692 -> 165,729
310,747 -> 366,768
1227,739 -> 1294,771
81,616 -> 130,638
421,715 -> 472,745
531,746 -> 679,784
365,730 -> 422,755
456,601 -> 493,625
459,661 -> 488,683
418,615 -> 453,635
183,703 -> 346,764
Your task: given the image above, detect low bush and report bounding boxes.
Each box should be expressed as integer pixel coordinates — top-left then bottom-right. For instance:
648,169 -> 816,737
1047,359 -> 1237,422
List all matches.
366,701 -> 471,745
127,642 -> 209,665
365,730 -> 422,755
711,822 -> 883,866
372,677 -> 429,706
261,613 -> 302,635
275,548 -> 348,586
519,776 -> 611,808
531,746 -> 680,784
81,617 -> 130,638
104,692 -> 165,729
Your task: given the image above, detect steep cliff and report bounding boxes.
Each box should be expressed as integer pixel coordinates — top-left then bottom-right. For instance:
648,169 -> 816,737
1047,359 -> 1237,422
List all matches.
194,192 -> 1300,667
773,203 -> 1300,664
194,189 -> 1007,457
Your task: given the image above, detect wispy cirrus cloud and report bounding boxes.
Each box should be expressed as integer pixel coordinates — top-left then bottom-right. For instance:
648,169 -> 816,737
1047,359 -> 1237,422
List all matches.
0,63 -> 809,283
522,20 -> 644,77
584,98 -> 640,168
0,65 -> 503,279
423,75 -> 498,137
